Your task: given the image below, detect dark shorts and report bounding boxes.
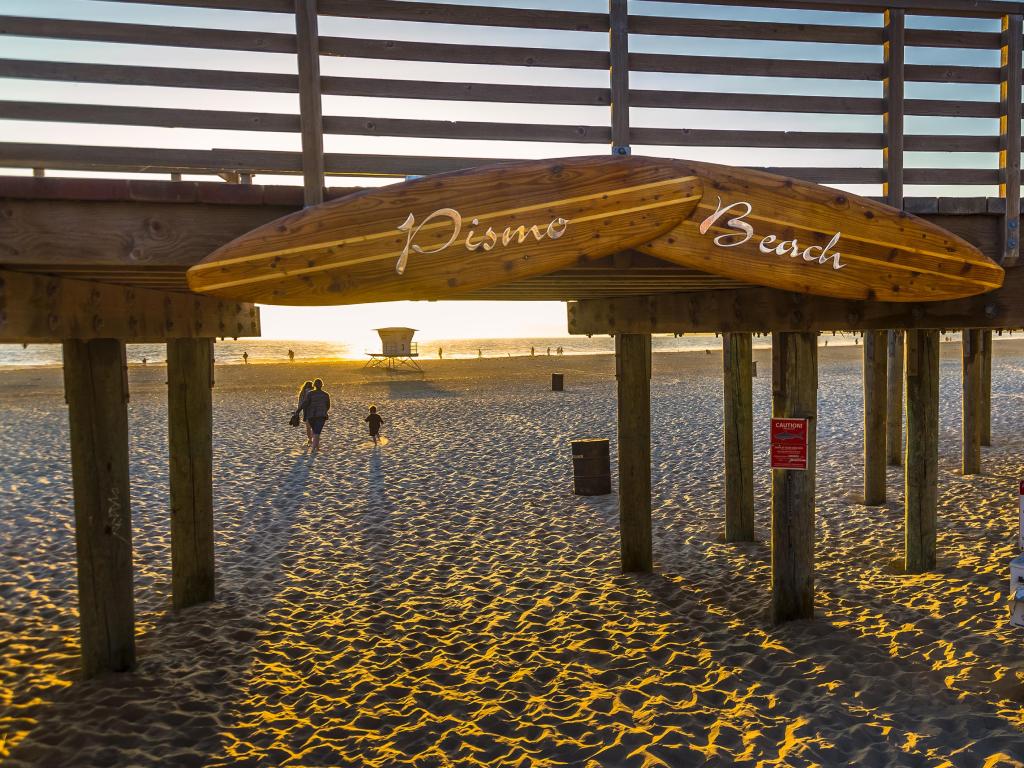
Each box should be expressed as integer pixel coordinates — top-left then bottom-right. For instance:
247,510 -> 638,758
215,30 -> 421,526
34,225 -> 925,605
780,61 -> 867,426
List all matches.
308,417 -> 327,435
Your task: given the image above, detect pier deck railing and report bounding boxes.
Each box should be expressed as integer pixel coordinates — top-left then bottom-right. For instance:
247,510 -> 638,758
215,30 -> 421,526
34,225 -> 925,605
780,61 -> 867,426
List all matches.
1,0 -> 1022,263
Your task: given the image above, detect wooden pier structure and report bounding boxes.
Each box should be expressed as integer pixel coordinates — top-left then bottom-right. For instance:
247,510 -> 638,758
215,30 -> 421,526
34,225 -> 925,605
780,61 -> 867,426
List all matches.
3,0 -> 1024,676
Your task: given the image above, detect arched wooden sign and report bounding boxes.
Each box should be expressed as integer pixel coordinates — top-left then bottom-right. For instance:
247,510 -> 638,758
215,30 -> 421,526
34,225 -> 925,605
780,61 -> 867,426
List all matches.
187,156 -> 1003,305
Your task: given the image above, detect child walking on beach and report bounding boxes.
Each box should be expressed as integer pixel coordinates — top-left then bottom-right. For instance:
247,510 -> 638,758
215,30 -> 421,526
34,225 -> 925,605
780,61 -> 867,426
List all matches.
365,405 -> 384,445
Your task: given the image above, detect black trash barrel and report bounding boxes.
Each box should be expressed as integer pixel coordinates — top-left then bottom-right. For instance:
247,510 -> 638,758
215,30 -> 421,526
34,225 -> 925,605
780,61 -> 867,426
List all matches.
571,438 -> 611,495
552,373 -> 564,391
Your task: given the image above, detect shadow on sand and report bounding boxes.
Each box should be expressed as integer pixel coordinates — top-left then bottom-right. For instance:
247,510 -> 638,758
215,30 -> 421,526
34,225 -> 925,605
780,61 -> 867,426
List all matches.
5,453 -> 313,768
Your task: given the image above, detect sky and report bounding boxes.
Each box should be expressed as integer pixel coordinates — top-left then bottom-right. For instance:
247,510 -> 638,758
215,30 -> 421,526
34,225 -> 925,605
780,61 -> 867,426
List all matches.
0,0 -> 1013,342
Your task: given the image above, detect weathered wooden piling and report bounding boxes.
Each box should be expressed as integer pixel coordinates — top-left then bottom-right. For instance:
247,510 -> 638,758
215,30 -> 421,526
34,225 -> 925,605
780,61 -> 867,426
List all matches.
62,338 -> 136,677
962,329 -> 983,475
723,332 -> 754,542
981,330 -> 992,446
863,330 -> 887,505
771,332 -> 817,623
905,329 -> 939,573
616,333 -> 652,572
886,330 -> 904,466
167,337 -> 216,610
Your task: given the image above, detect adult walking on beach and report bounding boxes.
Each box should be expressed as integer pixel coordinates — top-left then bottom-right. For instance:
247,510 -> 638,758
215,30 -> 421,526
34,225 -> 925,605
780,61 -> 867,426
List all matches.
288,349 -> 295,363
296,380 -> 314,443
299,378 -> 331,454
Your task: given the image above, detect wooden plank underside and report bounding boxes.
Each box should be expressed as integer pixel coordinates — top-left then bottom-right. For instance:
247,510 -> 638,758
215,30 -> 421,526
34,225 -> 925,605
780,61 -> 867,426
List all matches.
0,183 -> 1007,303
0,268 -> 260,342
567,264 -> 1024,335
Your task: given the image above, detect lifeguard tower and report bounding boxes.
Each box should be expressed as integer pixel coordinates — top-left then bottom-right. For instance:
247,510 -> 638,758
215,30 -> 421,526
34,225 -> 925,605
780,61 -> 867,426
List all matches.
364,327 -> 422,372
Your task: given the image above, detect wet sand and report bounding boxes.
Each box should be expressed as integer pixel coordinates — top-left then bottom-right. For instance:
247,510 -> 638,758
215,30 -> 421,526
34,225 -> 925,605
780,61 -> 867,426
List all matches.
2,342 -> 1024,766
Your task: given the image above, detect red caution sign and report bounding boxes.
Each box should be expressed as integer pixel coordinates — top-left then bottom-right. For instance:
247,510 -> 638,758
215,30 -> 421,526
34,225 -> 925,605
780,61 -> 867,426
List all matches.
771,418 -> 809,471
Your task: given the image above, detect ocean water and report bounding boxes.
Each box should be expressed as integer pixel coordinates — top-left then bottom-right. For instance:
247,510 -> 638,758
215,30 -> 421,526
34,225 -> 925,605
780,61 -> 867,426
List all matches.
0,331 -> 983,368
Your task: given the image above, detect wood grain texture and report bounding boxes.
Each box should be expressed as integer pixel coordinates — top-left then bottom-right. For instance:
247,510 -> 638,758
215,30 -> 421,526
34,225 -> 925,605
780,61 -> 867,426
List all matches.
62,338 -> 136,677
295,0 -> 324,207
188,156 -> 703,304
771,331 -> 817,624
863,330 -> 887,505
961,328 -> 983,475
567,255 -> 1024,336
884,9 -> 905,209
886,330 -> 905,466
1000,14 -> 1022,267
638,160 -> 1002,303
616,332 -> 652,573
723,332 -> 754,543
905,329 -> 938,573
981,329 -> 992,446
168,337 -> 216,610
0,269 -> 259,343
189,156 -> 1002,306
609,0 -> 630,152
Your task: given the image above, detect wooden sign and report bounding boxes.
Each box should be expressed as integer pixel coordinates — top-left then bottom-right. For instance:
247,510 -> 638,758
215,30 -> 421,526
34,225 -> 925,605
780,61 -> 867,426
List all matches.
639,161 -> 1003,303
187,156 -> 703,305
188,156 -> 1003,305
771,418 -> 809,471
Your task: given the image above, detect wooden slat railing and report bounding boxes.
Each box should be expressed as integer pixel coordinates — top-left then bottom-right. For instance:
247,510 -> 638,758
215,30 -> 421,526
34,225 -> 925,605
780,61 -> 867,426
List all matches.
0,0 -> 1019,212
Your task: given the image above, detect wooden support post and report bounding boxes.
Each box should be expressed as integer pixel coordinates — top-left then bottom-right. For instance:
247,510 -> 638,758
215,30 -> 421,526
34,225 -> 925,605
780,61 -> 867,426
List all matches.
62,338 -> 135,677
883,8 -> 905,209
616,333 -> 652,572
32,167 -> 45,178
295,0 -> 324,206
981,329 -> 992,446
771,332 -> 817,624
905,329 -> 939,573
723,332 -> 754,542
1000,13 -> 1022,268
167,337 -> 215,610
882,10 -> 905,475
962,329 -> 983,475
863,330 -> 887,504
609,0 -> 629,156
886,330 -> 904,466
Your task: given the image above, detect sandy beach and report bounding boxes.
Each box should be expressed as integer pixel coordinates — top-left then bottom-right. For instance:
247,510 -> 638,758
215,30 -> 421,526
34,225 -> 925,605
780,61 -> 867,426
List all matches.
2,342 -> 1024,766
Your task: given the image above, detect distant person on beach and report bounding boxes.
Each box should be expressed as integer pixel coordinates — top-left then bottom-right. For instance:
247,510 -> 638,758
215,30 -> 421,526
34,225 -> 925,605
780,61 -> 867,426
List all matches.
142,357 -> 147,366
296,380 -> 314,443
478,348 -> 482,359
243,351 -> 249,364
365,405 -> 384,445
531,346 -> 535,356
438,347 -> 443,359
547,347 -> 551,356
299,378 -> 331,453
288,349 -> 294,362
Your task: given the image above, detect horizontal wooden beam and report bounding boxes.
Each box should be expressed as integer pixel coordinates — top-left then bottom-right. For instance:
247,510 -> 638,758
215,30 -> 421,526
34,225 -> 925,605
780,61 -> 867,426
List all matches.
630,15 -> 882,44
567,265 -> 1024,335
647,0 -> 1024,18
0,268 -> 260,342
0,15 -> 297,54
323,76 -> 610,106
318,0 -> 608,31
107,0 -> 1024,18
320,35 -> 608,70
0,58 -> 299,93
